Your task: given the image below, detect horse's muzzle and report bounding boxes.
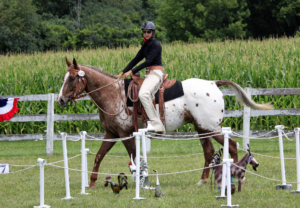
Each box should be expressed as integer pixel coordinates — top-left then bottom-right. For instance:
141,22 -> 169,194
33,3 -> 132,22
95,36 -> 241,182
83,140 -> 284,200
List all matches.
57,96 -> 69,107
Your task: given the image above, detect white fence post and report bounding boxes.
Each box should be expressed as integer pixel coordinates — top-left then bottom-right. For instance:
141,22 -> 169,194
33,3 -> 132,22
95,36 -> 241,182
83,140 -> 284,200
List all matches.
46,93 -> 54,156
133,131 -> 145,200
275,125 -> 292,190
243,88 -> 251,151
61,133 -> 73,200
34,158 -> 50,208
292,128 -> 300,194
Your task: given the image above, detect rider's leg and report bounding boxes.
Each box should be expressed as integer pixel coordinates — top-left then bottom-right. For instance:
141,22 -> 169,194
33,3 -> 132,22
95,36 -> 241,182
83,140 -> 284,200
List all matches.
138,69 -> 165,133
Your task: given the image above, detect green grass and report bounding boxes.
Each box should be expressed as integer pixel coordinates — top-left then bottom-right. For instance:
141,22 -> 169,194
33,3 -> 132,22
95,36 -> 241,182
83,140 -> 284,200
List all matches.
0,37 -> 300,135
0,137 -> 299,207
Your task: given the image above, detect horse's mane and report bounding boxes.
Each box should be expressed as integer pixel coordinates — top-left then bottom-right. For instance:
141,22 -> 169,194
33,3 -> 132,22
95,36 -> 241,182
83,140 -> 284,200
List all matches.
82,65 -> 117,79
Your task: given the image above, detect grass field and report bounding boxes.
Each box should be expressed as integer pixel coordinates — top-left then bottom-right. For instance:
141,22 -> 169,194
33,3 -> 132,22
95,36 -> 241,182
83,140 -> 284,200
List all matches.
0,137 -> 299,208
1,37 -> 300,135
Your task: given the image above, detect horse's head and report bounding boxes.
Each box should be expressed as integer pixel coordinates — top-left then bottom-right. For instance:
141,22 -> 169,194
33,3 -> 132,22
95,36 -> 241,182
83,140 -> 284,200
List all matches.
57,58 -> 87,107
247,144 -> 259,171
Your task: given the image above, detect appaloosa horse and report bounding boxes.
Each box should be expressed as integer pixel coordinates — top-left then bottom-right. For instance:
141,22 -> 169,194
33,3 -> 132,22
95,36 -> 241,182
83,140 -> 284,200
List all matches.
57,58 -> 272,188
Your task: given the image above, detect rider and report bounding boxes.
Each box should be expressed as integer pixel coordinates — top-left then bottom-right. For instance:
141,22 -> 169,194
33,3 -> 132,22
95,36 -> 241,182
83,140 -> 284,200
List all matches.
116,21 -> 165,133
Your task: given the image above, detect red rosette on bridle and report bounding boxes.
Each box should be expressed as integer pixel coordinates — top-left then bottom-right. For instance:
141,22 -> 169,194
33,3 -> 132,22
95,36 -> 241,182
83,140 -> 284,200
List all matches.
0,98 -> 20,122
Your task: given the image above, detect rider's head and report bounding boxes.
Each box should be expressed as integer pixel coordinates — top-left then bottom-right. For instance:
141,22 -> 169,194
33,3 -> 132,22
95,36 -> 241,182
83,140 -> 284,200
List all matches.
141,21 -> 155,40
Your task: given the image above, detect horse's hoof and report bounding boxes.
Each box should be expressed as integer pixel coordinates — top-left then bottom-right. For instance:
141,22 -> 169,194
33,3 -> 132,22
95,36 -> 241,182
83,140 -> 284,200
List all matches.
196,179 -> 208,186
89,181 -> 97,189
242,177 -> 247,184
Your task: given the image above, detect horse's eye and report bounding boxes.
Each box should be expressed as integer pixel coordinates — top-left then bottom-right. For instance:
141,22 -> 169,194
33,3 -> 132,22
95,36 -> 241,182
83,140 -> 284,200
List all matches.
70,77 -> 76,81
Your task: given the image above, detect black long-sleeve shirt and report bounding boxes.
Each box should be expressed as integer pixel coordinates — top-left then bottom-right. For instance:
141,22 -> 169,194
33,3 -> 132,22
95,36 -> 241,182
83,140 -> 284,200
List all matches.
122,37 -> 163,74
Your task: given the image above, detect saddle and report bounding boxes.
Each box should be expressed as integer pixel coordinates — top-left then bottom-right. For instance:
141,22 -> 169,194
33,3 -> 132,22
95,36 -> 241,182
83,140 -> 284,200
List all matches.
129,73 -> 176,132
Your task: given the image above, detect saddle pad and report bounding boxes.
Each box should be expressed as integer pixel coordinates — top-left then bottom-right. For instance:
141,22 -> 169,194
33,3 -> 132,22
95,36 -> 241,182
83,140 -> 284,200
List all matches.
124,79 -> 184,107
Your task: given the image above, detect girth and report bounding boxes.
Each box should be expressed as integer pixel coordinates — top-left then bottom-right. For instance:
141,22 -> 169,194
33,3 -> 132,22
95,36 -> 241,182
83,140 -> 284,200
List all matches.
129,73 -> 177,132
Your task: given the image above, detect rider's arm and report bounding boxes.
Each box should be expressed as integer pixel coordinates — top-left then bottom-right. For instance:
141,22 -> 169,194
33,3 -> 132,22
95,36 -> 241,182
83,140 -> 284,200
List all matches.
131,42 -> 161,74
122,48 -> 144,73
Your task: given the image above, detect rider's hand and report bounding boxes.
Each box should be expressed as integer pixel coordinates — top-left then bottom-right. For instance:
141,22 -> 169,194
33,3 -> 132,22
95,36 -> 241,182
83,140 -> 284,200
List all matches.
123,70 -> 132,79
116,72 -> 124,79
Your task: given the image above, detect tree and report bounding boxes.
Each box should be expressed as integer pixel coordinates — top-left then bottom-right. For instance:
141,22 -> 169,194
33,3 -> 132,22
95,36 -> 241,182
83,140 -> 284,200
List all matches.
0,0 -> 41,52
246,0 -> 300,38
156,0 -> 250,41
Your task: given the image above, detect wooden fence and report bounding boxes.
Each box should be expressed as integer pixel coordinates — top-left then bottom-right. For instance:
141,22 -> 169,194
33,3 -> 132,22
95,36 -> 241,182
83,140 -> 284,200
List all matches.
1,88 -> 300,155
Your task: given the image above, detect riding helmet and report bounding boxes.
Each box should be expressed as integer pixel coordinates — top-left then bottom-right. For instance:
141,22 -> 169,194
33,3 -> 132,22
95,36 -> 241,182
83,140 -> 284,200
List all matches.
141,21 -> 155,30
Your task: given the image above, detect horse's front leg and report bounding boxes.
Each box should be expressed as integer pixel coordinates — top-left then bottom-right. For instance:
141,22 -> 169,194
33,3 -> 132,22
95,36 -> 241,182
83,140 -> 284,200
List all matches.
238,180 -> 242,192
196,137 -> 215,186
89,132 -> 117,188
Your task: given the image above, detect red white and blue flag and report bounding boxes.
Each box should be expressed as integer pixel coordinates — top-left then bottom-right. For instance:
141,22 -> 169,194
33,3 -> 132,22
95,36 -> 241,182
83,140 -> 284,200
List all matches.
0,98 -> 19,122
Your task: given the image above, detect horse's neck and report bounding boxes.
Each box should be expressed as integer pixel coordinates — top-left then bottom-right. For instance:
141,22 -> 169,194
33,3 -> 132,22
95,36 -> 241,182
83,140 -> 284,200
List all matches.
84,69 -> 122,112
236,153 -> 249,168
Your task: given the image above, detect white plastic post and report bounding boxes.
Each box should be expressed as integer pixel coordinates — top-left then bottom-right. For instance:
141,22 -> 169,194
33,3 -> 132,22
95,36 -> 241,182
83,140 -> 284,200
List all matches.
133,131 -> 145,200
146,136 -> 151,154
34,158 -> 50,208
275,125 -> 292,190
221,158 -> 237,207
80,131 -> 89,195
140,129 -> 148,164
146,121 -> 155,154
292,128 -> 300,193
216,127 -> 231,200
61,133 -> 73,200
85,148 -> 89,187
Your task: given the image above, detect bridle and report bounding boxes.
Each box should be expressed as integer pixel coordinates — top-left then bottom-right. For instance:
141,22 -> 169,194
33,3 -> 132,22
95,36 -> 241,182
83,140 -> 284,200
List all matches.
67,67 -> 88,100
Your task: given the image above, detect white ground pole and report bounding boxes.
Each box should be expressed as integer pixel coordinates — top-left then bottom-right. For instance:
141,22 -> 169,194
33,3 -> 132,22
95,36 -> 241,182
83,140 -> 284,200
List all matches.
275,125 -> 292,190
133,131 -> 146,200
85,148 -> 90,187
292,127 -> 300,194
61,133 -> 73,200
80,131 -> 90,195
34,158 -> 50,208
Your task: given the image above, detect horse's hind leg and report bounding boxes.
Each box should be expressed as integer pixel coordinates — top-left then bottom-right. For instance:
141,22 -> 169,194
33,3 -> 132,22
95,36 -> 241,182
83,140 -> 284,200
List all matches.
195,128 -> 215,186
122,137 -> 136,161
89,132 -> 117,188
212,134 -> 238,162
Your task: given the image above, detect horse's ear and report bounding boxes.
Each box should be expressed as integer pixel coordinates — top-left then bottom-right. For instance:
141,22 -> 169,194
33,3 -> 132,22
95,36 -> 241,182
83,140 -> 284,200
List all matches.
219,147 -> 223,157
66,57 -> 72,67
247,144 -> 251,154
73,58 -> 78,69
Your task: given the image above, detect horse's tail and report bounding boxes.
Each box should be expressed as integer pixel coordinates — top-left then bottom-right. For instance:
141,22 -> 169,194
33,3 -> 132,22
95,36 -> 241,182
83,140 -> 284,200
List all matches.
215,80 -> 273,110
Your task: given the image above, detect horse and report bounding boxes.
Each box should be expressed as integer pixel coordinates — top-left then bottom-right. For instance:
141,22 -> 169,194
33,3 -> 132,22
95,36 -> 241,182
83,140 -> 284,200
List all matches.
57,58 -> 272,188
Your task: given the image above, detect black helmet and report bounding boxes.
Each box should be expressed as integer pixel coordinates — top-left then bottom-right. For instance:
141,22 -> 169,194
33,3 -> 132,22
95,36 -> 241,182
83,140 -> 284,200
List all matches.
141,21 -> 155,30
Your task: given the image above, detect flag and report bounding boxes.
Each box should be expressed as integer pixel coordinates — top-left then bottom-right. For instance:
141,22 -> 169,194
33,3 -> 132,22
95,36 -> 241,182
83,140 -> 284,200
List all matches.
0,98 -> 19,122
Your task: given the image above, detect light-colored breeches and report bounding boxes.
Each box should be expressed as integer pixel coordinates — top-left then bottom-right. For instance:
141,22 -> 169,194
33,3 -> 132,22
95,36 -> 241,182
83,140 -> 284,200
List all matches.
138,69 -> 165,132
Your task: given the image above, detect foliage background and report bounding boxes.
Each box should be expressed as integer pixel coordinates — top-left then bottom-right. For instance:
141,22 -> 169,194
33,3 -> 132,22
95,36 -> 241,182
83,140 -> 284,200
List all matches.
1,0 -> 300,53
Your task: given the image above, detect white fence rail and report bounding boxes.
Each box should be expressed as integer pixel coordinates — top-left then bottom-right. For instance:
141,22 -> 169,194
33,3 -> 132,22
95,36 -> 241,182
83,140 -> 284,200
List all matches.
1,88 -> 300,155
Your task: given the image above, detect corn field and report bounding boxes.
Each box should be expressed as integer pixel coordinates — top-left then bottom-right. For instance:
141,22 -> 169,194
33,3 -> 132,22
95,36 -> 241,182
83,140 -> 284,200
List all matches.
0,37 -> 300,135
